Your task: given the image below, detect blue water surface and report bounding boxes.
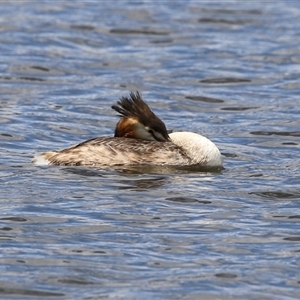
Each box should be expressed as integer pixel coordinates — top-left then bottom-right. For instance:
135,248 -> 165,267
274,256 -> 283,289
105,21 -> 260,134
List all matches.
0,1 -> 300,299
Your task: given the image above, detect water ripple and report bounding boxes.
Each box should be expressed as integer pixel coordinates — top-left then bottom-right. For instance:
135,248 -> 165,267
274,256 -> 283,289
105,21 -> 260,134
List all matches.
0,1 -> 300,299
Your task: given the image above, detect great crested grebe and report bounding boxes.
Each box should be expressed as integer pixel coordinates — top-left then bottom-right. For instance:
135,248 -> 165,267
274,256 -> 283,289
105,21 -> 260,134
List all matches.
33,92 -> 222,168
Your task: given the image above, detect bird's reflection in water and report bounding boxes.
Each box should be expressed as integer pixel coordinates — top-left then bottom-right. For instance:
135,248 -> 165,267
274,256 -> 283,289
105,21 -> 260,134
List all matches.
61,164 -> 223,190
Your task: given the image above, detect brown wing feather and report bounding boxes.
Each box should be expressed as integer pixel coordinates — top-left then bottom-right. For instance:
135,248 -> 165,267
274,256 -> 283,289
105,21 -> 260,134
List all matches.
40,137 -> 190,167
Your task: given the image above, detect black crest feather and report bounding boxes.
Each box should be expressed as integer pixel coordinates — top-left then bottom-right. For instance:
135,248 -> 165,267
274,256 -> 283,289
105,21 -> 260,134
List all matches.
112,91 -> 169,140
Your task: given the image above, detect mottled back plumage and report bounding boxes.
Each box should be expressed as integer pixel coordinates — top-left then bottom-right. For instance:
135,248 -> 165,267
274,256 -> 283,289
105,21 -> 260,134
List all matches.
36,137 -> 190,167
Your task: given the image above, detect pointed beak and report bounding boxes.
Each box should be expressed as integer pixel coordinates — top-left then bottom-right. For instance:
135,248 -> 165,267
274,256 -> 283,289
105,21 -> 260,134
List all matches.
162,134 -> 171,142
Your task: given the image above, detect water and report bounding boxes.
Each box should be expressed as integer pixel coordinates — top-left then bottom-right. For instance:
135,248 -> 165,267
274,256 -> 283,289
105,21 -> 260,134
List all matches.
1,1 -> 300,299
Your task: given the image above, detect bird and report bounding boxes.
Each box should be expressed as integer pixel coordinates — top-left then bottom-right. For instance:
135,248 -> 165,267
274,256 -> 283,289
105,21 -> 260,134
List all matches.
33,92 -> 222,169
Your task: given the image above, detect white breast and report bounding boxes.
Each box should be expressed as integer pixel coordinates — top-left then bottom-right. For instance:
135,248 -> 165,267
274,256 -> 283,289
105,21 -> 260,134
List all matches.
169,132 -> 222,168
